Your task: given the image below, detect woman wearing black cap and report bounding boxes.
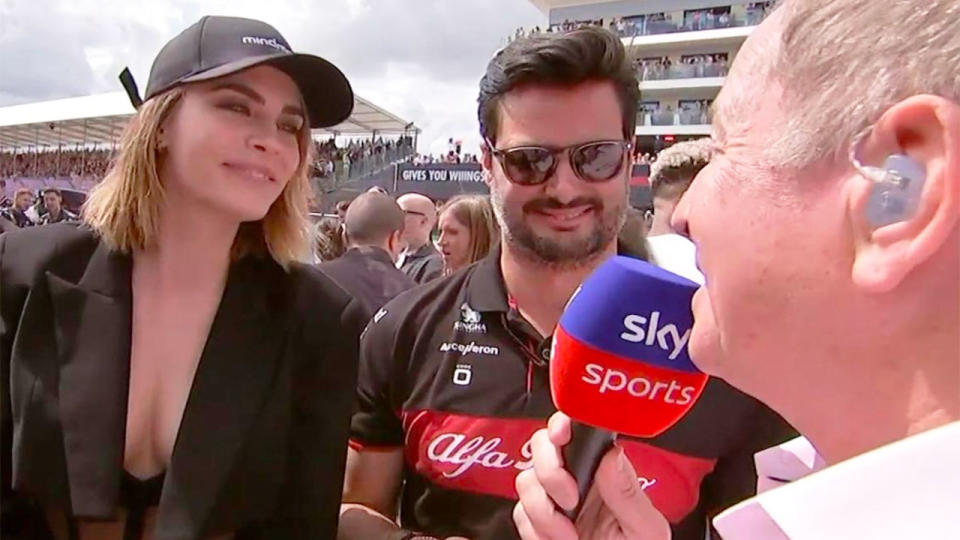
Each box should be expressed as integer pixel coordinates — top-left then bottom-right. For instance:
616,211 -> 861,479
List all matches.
1,16 -> 361,539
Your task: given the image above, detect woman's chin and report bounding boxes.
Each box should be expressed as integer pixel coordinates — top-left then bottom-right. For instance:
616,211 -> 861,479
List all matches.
216,202 -> 273,225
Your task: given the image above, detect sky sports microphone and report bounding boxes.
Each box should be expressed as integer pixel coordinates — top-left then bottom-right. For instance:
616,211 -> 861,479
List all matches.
551,256 -> 707,520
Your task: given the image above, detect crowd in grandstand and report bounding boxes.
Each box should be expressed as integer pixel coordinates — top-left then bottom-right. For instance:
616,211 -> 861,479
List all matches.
0,148 -> 112,180
0,135 -> 417,199
638,100 -> 712,127
312,135 -> 414,179
507,1 -> 774,43
635,54 -> 729,81
410,152 -> 479,165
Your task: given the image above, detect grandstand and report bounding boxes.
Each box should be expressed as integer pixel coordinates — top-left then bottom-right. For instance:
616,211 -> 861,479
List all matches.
527,0 -> 772,156
0,90 -> 420,209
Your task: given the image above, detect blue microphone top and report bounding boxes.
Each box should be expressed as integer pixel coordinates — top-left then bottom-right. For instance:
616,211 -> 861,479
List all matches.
558,256 -> 701,373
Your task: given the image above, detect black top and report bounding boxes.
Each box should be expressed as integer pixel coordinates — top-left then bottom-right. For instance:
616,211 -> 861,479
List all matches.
0,223 -> 366,539
1,208 -> 33,228
351,247 -> 796,540
400,243 -> 443,284
318,246 -> 417,320
40,209 -> 79,225
119,471 -> 165,540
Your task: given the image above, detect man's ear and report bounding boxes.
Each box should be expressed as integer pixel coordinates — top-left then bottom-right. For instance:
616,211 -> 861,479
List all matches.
388,229 -> 404,259
481,141 -> 496,189
848,95 -> 960,294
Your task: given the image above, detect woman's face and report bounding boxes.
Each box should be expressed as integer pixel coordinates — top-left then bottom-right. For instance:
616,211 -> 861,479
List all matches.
159,65 -> 305,223
438,210 -> 472,273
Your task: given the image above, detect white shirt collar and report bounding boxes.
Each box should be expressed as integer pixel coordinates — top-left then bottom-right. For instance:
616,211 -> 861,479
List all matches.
714,421 -> 960,539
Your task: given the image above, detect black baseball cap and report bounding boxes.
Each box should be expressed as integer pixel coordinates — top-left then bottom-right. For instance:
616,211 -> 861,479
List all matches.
119,16 -> 354,128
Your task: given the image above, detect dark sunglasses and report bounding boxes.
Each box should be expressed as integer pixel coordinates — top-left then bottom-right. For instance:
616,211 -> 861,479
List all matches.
485,138 -> 632,186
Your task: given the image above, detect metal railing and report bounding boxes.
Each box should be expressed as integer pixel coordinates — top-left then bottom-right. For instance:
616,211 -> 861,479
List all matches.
328,143 -> 416,183
638,63 -> 728,81
638,109 -> 712,127
615,10 -> 766,38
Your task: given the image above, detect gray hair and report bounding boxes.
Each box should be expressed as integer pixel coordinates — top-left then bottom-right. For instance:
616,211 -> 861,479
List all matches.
769,0 -> 960,169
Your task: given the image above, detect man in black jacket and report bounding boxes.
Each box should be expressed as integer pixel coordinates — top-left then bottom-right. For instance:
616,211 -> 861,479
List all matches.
319,192 -> 416,319
0,189 -> 35,229
39,189 -> 78,225
396,193 -> 443,283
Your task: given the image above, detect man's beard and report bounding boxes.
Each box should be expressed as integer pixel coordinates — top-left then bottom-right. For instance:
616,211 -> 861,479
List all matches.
491,185 -> 627,270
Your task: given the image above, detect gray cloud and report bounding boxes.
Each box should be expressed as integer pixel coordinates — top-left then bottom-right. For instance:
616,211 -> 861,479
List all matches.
0,0 -> 545,152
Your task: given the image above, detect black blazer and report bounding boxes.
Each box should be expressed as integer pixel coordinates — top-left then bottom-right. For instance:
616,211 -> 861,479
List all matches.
400,243 -> 443,284
0,223 -> 366,539
318,246 -> 417,319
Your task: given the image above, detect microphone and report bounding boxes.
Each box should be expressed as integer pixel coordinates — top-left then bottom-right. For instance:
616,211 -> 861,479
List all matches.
550,256 -> 707,519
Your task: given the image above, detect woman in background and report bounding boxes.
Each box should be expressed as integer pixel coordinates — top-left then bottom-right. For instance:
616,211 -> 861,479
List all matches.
315,215 -> 348,262
436,195 -> 498,275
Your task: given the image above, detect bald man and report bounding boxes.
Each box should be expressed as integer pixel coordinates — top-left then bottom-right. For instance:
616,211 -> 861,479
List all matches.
396,193 -> 443,283
318,192 -> 416,319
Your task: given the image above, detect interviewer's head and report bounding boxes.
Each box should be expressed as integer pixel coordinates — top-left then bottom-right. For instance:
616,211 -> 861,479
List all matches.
670,0 -> 959,460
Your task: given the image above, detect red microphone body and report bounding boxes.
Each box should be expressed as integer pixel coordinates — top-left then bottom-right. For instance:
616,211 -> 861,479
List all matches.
551,256 -> 707,519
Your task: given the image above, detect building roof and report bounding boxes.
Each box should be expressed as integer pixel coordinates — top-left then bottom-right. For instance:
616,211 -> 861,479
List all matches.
0,91 -> 418,150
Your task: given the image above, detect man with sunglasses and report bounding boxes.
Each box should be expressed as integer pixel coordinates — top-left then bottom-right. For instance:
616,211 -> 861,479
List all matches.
397,192 -> 444,283
341,27 -> 793,540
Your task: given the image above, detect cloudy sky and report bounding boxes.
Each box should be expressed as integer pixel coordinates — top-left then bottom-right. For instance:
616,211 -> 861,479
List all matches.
0,0 -> 546,155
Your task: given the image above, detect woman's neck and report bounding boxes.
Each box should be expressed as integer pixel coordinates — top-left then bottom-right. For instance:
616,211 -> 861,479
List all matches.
134,198 -> 238,290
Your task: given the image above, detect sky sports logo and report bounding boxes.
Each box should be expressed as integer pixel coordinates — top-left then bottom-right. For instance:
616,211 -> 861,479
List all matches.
619,311 -> 691,361
581,363 -> 696,406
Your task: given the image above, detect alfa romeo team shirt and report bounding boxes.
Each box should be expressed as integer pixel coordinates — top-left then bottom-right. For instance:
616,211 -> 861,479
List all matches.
351,249 -> 796,539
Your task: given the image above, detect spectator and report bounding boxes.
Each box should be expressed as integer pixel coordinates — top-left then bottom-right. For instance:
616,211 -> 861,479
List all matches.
645,138 -> 714,282
436,195 -> 498,275
396,192 -> 443,283
341,27 -> 794,540
616,206 -> 652,261
335,199 -> 351,220
1,189 -> 35,228
318,192 -> 416,318
315,216 -> 347,262
38,188 -> 78,225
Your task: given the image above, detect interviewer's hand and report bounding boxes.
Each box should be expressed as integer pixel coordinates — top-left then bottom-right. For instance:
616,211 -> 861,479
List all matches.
513,412 -> 671,540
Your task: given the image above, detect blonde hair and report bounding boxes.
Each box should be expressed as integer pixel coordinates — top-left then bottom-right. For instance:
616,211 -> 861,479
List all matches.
82,86 -> 313,268
440,195 -> 499,268
769,0 -> 960,169
649,138 -> 715,199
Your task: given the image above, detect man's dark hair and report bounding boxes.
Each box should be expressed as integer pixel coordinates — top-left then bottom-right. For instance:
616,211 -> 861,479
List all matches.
41,188 -> 62,198
478,26 -> 640,145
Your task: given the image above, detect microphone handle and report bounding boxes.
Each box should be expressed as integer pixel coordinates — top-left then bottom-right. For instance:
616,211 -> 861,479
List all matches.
560,421 -> 616,521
